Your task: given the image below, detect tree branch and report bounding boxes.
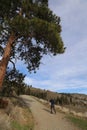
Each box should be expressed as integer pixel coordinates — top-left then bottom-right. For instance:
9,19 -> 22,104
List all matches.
9,59 -> 16,71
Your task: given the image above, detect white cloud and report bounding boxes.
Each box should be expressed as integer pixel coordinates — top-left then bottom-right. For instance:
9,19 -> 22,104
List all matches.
24,77 -> 34,85
16,0 -> 87,94
24,36 -> 87,93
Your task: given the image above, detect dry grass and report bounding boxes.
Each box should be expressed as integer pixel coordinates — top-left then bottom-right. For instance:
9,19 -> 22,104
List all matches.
0,112 -> 11,130
0,97 -> 34,130
63,104 -> 87,113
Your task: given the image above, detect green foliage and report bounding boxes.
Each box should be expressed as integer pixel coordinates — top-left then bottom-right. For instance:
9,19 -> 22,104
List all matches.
55,95 -> 70,105
0,0 -> 65,73
2,68 -> 26,96
25,86 -> 47,99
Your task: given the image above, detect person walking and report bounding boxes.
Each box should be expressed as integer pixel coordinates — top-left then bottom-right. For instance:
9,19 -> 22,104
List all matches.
50,99 -> 56,114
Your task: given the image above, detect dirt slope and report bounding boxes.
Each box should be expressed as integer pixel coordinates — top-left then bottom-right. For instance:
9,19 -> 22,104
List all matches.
20,95 -> 80,130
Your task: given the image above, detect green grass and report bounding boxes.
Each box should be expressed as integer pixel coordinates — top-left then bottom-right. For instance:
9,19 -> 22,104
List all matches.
11,121 -> 33,130
67,115 -> 87,130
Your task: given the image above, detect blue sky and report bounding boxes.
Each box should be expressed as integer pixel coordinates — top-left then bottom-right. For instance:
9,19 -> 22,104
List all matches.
17,0 -> 87,94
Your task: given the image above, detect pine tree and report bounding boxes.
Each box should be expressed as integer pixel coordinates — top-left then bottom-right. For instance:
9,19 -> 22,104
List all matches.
0,0 -> 65,90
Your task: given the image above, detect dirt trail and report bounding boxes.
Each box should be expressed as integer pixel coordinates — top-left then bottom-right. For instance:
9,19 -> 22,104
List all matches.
20,95 -> 80,130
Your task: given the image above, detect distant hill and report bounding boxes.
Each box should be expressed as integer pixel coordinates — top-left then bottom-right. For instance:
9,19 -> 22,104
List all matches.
25,86 -> 87,113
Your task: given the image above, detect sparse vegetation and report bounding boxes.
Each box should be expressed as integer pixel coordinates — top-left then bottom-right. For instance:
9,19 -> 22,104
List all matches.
25,86 -> 87,113
67,115 -> 87,130
0,74 -> 87,129
0,97 -> 34,130
11,120 -> 33,130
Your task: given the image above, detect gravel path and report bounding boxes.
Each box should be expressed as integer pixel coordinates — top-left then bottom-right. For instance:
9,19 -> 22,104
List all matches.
20,95 -> 80,130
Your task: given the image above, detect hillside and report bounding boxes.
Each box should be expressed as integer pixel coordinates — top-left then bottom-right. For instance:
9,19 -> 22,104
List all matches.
25,86 -> 87,113
0,86 -> 87,130
0,91 -> 87,130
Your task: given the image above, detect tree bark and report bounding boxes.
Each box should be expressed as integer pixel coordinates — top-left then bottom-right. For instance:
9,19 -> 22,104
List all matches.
0,33 -> 15,90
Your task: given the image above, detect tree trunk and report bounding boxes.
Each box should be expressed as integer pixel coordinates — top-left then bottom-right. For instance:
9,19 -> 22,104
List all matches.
0,33 -> 15,90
